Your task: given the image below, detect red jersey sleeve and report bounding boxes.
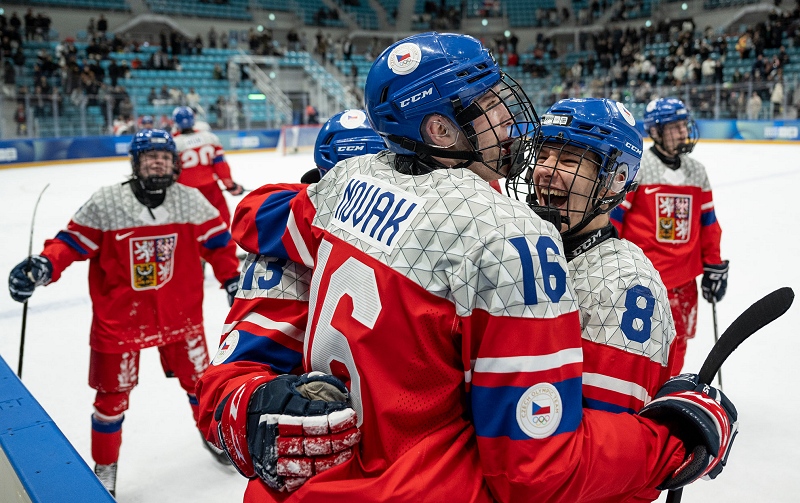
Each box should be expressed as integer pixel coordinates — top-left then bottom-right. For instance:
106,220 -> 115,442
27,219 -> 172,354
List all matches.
196,213 -> 240,284
699,188 -> 723,265
40,215 -> 104,282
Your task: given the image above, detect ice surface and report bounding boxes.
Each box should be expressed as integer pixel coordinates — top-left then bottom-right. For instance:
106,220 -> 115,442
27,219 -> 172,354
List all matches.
0,144 -> 798,502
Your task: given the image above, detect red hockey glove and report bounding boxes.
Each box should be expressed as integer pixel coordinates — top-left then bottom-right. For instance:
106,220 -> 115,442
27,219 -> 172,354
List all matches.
639,373 -> 738,491
217,372 -> 360,492
702,260 -> 729,303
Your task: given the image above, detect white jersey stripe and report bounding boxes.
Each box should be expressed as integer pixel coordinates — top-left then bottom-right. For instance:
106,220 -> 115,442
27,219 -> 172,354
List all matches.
197,222 -> 228,242
474,348 -> 583,374
582,372 -> 652,404
701,201 -> 715,210
64,229 -> 99,251
222,312 -> 305,342
287,209 -> 314,267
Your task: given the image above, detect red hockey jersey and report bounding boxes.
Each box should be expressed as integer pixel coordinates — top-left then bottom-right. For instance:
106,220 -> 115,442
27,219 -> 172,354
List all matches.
611,148 -> 723,289
174,129 -> 233,189
40,182 -> 240,353
197,152 -> 686,502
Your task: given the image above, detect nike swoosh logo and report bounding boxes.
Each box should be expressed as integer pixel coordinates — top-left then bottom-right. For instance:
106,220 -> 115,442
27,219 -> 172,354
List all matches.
115,231 -> 135,241
644,187 -> 659,194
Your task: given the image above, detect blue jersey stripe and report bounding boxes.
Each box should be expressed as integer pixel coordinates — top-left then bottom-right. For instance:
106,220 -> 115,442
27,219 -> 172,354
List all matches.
255,190 -> 298,258
609,205 -> 625,224
701,208 -> 717,226
213,155 -> 224,164
55,231 -> 89,255
472,377 -> 582,440
91,415 -> 124,434
203,230 -> 232,249
228,329 -> 302,375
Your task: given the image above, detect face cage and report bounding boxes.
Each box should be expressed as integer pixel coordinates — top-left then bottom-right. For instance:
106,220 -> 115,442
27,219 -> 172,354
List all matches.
507,138 -> 627,236
456,73 -> 539,178
133,150 -> 181,190
654,117 -> 699,155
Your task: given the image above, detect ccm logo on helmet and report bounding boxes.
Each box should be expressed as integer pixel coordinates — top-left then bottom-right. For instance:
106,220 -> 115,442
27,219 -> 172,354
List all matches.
625,142 -> 642,154
399,87 -> 434,108
337,145 -> 366,152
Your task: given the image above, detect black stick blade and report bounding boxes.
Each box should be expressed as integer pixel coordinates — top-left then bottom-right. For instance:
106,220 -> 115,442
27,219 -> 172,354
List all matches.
698,287 -> 794,385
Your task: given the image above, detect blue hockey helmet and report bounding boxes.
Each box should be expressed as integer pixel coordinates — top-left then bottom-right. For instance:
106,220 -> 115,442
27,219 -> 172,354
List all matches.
172,106 -> 195,131
643,97 -> 698,154
129,128 -> 180,190
509,98 -> 643,236
314,109 -> 386,177
364,31 -> 538,176
141,115 -> 154,126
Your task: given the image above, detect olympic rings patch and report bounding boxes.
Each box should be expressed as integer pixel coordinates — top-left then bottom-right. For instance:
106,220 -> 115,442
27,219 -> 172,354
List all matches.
516,382 -> 563,439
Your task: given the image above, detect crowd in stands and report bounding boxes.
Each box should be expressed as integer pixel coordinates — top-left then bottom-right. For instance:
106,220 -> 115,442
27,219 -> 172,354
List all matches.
5,1 -> 800,137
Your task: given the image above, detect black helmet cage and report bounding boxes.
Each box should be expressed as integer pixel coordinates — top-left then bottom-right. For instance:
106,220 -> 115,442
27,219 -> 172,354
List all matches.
507,133 -> 636,237
414,72 -> 539,177
133,149 -> 181,191
651,116 -> 699,155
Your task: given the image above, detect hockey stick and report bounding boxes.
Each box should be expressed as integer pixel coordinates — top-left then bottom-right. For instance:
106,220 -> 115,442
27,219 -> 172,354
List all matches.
18,183 -> 50,378
711,298 -> 722,390
666,286 -> 795,503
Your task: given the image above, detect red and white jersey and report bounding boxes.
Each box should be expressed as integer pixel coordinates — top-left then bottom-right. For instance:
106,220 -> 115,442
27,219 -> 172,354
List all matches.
173,129 -> 233,189
611,148 -> 723,289
40,182 -> 240,353
571,236 -> 675,412
197,152 -> 685,503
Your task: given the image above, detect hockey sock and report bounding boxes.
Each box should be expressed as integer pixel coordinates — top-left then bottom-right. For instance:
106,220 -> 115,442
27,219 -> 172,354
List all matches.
91,413 -> 124,465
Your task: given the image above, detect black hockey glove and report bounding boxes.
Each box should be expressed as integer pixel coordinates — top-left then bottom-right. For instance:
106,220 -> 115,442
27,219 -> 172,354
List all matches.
8,255 -> 53,303
701,260 -> 729,303
216,372 -> 361,492
225,182 -> 245,195
639,373 -> 738,491
223,276 -> 239,307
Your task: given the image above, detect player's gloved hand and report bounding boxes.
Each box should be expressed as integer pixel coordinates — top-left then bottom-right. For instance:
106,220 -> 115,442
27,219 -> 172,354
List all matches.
216,372 -> 360,492
639,373 -> 738,491
224,181 -> 245,195
8,255 -> 53,303
223,276 -> 239,307
701,260 -> 729,303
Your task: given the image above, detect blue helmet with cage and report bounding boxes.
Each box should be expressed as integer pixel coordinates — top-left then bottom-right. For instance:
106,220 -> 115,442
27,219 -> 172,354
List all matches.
510,98 -> 643,236
364,31 -> 538,176
643,97 -> 698,154
141,115 -> 154,126
314,109 -> 386,177
129,128 -> 180,190
172,106 -> 195,131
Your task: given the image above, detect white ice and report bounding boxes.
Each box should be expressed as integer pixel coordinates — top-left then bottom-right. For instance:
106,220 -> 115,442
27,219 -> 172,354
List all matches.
0,144 -> 798,502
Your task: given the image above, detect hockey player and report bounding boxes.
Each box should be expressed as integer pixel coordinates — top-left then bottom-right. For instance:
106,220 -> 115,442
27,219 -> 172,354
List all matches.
299,108 -> 386,184
172,106 -> 243,225
513,97 -> 678,501
611,98 -> 728,376
7,129 -> 241,497
195,33 -> 737,502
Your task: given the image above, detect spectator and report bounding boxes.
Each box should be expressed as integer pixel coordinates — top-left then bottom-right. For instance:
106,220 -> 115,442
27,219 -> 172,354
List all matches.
212,63 -> 224,80
147,87 -> 157,105
87,17 -> 96,38
208,26 -> 217,48
3,60 -> 15,97
186,87 -> 205,116
747,91 -> 763,120
771,79 -> 784,117
305,103 -> 318,124
97,14 -> 108,38
24,9 -> 34,41
15,103 -> 27,135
